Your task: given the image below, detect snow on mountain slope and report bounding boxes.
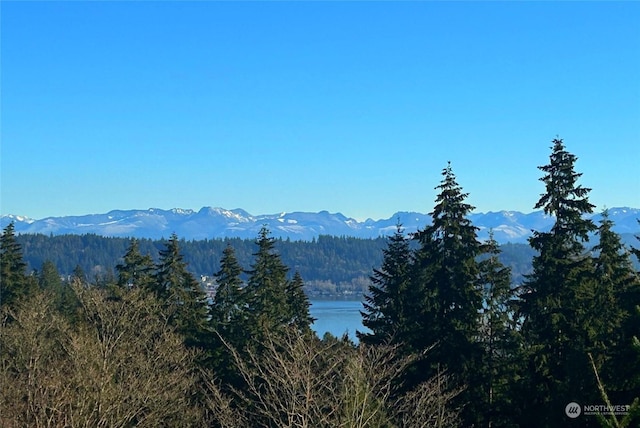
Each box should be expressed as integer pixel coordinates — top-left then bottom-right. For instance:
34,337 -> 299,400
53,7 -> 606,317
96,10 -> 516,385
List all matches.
2,207 -> 638,244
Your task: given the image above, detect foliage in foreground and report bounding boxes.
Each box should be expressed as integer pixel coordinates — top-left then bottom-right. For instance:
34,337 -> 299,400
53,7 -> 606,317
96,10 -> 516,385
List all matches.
0,286 -> 461,428
0,285 -> 202,427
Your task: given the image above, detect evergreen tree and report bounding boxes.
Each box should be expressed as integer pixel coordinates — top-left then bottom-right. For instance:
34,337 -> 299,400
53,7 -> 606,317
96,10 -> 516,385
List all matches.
38,260 -> 63,291
210,244 -> 245,340
39,260 -> 79,323
359,222 -> 414,347
477,232 -> 519,427
0,222 -> 35,309
286,270 -> 315,333
411,163 -> 484,424
413,162 -> 483,364
593,211 -> 640,402
208,244 -> 246,383
243,227 -> 293,343
115,239 -> 155,290
517,138 -> 597,426
71,264 -> 87,285
154,233 -> 210,349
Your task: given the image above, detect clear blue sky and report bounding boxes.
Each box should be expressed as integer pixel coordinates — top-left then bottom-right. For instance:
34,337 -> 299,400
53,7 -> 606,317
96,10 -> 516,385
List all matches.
2,1 -> 639,221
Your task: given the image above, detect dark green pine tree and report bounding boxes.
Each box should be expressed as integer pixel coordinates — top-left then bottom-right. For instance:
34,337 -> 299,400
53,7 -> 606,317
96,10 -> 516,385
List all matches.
286,270 -> 315,333
592,211 -> 640,402
243,227 -> 292,344
38,260 -> 79,322
517,138 -> 597,427
38,260 -> 63,291
358,222 -> 415,347
115,239 -> 155,290
1,222 -> 36,310
208,244 -> 246,384
477,232 -> 519,428
154,233 -> 211,349
71,264 -> 87,285
210,244 -> 245,341
411,163 -> 484,424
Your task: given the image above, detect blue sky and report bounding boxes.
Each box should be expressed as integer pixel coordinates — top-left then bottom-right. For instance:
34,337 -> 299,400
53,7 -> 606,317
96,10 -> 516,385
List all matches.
2,1 -> 639,221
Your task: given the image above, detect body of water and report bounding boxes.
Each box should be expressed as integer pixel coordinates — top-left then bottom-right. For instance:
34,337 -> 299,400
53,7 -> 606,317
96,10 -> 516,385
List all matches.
309,299 -> 369,342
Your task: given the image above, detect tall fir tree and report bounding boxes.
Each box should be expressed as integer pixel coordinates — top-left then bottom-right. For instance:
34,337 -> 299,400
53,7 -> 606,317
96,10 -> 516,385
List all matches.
411,163 -> 484,424
517,138 -> 598,426
243,227 -> 291,343
210,244 -> 245,341
592,211 -> 640,403
1,223 -> 35,310
38,260 -> 63,292
71,264 -> 87,285
477,232 -> 519,427
115,239 -> 155,290
154,233 -> 211,349
37,260 -> 78,320
243,227 -> 313,344
358,222 -> 415,347
286,270 -> 315,333
208,244 -> 246,385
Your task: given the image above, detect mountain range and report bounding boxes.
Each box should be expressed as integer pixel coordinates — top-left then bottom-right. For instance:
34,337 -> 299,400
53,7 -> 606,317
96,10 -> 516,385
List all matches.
2,207 -> 639,244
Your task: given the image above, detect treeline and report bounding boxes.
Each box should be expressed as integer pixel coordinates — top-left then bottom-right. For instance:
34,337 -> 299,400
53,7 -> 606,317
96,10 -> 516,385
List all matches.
15,232 -> 538,297
15,233 -> 388,295
2,138 -> 640,427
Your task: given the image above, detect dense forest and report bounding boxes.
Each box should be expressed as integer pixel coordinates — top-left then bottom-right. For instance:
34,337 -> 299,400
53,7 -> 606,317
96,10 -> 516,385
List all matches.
14,233 -> 539,298
2,139 -> 639,427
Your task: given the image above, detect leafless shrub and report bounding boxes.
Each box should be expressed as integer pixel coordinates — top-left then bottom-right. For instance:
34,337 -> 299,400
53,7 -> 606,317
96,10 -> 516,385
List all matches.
0,285 -> 202,427
216,330 -> 461,428
218,329 -> 346,428
0,292 -> 72,428
393,367 -> 462,428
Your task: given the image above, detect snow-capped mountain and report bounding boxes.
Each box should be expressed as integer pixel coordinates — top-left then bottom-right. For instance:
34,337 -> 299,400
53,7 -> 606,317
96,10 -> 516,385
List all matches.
1,207 -> 638,244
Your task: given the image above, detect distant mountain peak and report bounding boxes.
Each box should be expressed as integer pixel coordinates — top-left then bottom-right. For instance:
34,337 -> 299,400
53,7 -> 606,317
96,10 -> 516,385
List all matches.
1,206 -> 638,244
2,214 -> 35,224
170,208 -> 194,215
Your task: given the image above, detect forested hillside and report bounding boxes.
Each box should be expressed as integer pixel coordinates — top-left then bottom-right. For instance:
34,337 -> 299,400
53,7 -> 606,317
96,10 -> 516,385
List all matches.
14,233 -> 539,297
